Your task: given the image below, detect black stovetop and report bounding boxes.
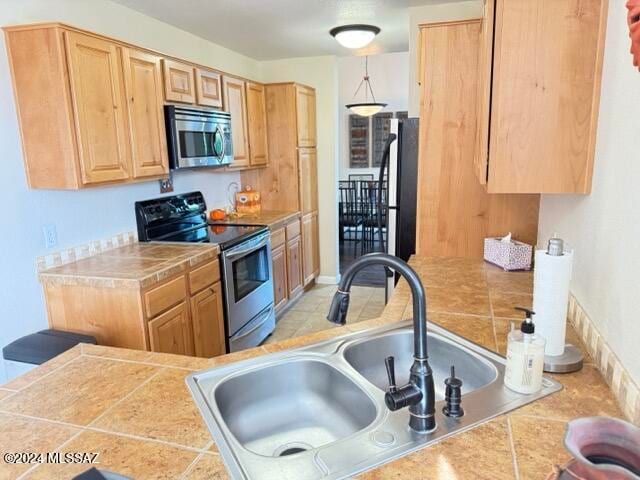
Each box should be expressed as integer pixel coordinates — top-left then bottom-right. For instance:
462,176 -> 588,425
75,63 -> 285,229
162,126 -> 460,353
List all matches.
135,192 -> 266,250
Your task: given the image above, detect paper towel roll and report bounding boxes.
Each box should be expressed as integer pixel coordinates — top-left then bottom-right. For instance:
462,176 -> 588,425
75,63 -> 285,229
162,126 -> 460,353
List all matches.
533,248 -> 573,356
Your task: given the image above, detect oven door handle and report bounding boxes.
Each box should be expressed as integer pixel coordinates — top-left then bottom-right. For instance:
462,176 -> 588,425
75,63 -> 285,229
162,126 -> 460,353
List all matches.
224,233 -> 270,260
231,306 -> 274,341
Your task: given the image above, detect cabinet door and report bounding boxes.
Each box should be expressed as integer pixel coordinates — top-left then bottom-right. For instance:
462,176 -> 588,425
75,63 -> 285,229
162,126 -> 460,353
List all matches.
190,282 -> 226,358
286,236 -> 304,299
474,0 -> 495,185
223,76 -> 250,167
486,0 -> 606,193
298,148 -> 318,214
162,59 -> 195,104
122,49 -> 168,178
148,301 -> 194,356
246,82 -> 268,166
195,68 -> 222,108
301,211 -> 319,286
65,31 -> 131,184
295,85 -> 317,147
272,244 -> 288,313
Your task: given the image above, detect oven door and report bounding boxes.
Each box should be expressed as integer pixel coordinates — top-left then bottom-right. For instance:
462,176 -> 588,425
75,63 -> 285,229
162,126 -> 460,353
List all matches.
221,232 -> 274,336
174,118 -> 226,168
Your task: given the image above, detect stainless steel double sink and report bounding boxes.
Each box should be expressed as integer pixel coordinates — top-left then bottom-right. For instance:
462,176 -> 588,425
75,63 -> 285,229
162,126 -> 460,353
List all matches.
187,321 -> 562,479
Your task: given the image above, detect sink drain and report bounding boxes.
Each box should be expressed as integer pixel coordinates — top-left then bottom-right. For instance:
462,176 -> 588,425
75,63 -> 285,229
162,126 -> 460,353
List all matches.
279,447 -> 307,456
273,442 -> 313,457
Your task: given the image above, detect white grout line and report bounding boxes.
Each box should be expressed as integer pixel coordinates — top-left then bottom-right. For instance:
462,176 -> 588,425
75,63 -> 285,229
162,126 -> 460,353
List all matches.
87,368 -> 165,427
16,428 -> 86,480
506,416 -> 521,480
3,352 -> 83,393
81,353 -> 202,371
83,424 -> 207,454
178,451 -> 206,479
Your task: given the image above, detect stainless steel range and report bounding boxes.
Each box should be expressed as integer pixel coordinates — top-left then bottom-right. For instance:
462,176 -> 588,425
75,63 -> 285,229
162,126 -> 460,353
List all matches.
135,192 -> 275,352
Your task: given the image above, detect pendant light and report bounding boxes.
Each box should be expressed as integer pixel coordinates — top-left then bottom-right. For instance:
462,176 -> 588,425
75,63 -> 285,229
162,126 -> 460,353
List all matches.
346,56 -> 387,117
330,24 -> 380,49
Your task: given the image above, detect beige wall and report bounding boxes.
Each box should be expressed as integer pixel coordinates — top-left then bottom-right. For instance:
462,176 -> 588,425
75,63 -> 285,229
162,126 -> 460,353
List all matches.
538,4 -> 640,383
260,56 -> 340,282
408,1 -> 483,116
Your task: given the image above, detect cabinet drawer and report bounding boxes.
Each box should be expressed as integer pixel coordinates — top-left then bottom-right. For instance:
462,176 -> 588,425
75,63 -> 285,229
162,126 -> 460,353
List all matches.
144,275 -> 187,318
271,227 -> 286,249
286,219 -> 301,240
189,259 -> 220,294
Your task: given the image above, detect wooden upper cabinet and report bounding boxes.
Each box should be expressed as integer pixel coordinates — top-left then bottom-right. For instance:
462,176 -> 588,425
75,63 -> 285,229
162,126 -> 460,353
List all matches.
195,68 -> 222,108
223,76 -> 250,167
190,282 -> 226,357
148,301 -> 195,356
474,0 -> 495,186
295,85 -> 317,147
162,58 -> 196,104
65,31 -> 131,184
301,211 -> 319,286
246,82 -> 268,166
478,0 -> 607,194
122,49 -> 169,178
298,148 -> 318,214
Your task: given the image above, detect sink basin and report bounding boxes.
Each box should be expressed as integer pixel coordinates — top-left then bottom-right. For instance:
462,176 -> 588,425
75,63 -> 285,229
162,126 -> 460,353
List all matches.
187,321 -> 562,479
343,330 -> 497,398
214,359 -> 377,456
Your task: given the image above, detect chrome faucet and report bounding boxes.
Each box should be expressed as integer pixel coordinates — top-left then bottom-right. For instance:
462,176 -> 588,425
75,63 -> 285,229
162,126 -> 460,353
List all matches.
327,253 -> 436,434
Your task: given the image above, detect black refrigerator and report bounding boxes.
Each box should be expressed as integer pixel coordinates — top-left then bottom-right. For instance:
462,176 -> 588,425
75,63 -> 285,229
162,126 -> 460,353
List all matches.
376,118 -> 419,301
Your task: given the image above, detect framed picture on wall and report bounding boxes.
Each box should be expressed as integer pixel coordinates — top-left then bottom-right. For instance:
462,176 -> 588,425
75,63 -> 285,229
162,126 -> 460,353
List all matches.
372,112 -> 393,167
396,111 -> 408,120
349,114 -> 369,168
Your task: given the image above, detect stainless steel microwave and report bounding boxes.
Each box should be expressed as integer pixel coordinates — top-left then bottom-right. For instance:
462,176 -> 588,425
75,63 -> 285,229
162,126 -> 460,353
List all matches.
165,105 -> 233,169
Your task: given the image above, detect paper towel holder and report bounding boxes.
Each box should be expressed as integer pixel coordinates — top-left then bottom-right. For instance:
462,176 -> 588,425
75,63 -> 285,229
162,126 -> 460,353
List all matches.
541,237 -> 584,373
544,345 -> 583,373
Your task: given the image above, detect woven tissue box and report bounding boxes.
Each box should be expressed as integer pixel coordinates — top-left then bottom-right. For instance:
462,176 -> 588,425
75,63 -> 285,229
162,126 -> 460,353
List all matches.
483,235 -> 532,271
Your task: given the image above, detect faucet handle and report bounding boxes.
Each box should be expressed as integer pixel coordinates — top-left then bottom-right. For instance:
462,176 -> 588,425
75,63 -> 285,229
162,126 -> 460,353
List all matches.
384,356 -> 397,393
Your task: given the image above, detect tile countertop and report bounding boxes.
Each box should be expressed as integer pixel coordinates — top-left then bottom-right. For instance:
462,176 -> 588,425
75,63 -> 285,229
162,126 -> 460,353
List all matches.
2,257 -> 623,479
38,242 -> 219,289
216,210 -> 300,231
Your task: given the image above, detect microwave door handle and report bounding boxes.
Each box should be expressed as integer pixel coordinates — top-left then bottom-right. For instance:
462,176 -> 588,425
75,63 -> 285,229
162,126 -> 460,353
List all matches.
232,306 -> 274,341
212,125 -> 223,162
218,126 -> 227,162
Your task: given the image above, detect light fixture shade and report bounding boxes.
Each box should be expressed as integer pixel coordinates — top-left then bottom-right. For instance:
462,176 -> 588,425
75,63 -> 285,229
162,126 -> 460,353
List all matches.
346,102 -> 387,117
330,24 -> 380,49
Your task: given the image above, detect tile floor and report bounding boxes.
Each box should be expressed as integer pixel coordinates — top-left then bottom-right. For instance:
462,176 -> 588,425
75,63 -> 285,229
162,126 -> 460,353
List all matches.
263,284 -> 386,344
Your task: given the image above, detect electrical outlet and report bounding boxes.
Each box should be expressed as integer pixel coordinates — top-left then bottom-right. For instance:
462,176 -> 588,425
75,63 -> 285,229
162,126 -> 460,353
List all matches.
159,176 -> 174,194
42,224 -> 58,249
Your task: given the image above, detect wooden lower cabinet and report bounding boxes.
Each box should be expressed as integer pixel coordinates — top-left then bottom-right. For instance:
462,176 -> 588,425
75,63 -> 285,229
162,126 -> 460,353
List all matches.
43,259 -> 226,358
287,235 -> 304,299
148,301 -> 194,356
190,282 -> 225,357
271,244 -> 288,313
302,211 -> 319,286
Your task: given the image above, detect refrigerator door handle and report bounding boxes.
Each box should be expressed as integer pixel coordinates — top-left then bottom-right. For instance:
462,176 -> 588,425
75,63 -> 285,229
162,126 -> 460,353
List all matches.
376,133 -> 397,253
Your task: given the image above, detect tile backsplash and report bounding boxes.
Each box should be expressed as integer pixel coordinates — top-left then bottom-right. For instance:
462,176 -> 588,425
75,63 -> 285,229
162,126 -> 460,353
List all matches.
568,295 -> 640,425
36,231 -> 137,272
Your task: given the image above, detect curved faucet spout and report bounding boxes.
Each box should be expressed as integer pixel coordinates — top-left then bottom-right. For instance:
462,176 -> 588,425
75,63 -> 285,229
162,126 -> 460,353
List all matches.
326,253 -> 437,434
327,253 -> 428,360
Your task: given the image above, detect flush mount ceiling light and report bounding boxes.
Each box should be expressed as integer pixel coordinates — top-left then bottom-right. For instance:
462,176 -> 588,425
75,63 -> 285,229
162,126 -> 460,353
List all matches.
330,24 -> 380,49
346,56 -> 387,117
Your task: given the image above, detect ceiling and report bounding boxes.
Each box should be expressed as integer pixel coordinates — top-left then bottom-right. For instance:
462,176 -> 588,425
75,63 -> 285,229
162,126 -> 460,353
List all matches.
111,0 -> 455,60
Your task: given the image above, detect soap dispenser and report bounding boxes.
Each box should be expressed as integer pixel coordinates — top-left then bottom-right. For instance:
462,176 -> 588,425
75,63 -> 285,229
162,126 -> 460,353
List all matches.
504,307 -> 546,394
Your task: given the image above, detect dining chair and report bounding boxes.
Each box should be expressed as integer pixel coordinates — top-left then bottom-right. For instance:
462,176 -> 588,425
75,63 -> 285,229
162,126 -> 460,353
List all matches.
338,183 -> 362,253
